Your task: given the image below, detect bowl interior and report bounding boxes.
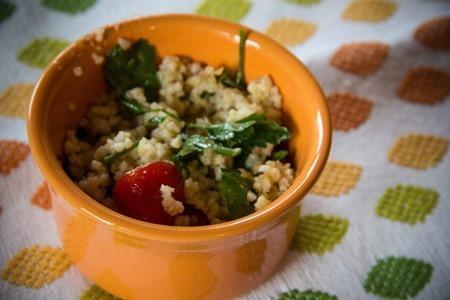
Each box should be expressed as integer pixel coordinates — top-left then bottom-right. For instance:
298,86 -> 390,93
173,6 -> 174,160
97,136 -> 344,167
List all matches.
29,15 -> 330,240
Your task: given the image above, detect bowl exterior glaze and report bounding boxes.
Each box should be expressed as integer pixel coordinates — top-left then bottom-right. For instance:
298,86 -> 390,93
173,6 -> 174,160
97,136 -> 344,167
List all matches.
28,15 -> 330,300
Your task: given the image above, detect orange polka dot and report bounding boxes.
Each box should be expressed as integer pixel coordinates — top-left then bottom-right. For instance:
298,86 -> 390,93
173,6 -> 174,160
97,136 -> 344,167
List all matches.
31,182 -> 52,210
397,66 -> 450,105
414,16 -> 450,51
327,93 -> 373,131
0,140 -> 30,175
330,42 -> 389,76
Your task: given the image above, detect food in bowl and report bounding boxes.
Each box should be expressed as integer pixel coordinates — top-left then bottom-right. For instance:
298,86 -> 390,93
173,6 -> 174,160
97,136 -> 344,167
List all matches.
63,30 -> 294,226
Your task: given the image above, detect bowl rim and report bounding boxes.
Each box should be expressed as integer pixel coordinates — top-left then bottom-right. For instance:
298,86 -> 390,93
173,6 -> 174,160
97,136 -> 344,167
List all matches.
28,13 -> 331,242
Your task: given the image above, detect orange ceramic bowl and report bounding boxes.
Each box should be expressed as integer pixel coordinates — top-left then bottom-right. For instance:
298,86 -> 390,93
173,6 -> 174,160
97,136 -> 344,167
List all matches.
28,14 -> 330,300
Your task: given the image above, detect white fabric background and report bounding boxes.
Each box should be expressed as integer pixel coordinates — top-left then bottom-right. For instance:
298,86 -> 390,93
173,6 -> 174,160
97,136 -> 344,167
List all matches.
0,0 -> 449,299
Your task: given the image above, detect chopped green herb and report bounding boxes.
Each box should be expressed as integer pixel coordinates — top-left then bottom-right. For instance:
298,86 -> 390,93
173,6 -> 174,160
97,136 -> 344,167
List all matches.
104,141 -> 139,166
105,39 -> 160,101
217,29 -> 249,90
172,134 -> 241,168
200,90 -> 215,98
119,98 -> 181,122
215,146 -> 242,157
148,116 -> 166,127
272,150 -> 288,161
218,68 -> 241,89
120,98 -> 147,115
245,120 -> 291,148
148,108 -> 181,122
218,169 -> 254,220
236,113 -> 267,123
236,29 -> 247,88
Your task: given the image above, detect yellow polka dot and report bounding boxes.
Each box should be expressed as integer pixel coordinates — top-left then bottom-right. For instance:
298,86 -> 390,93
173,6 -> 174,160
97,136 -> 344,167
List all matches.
311,161 -> 363,196
265,19 -> 317,46
389,134 -> 448,170
1,245 -> 71,288
342,0 -> 397,23
0,83 -> 34,119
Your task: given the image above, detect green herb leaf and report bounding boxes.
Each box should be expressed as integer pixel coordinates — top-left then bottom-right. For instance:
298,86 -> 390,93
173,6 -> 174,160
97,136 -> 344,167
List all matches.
119,98 -> 181,123
215,146 -> 242,157
172,134 -> 241,167
236,113 -> 267,123
104,141 -> 139,166
218,169 -> 254,220
148,116 -> 166,127
120,98 -> 147,115
272,150 -> 288,161
200,90 -> 215,98
105,39 -> 160,101
236,29 -> 247,88
244,121 -> 291,148
218,68 -> 241,89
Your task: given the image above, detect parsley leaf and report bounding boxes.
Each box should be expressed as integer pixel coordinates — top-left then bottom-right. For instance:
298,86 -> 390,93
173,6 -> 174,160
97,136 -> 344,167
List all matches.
272,150 -> 288,161
172,135 -> 241,168
217,29 -> 248,90
119,98 -> 181,122
218,169 -> 254,220
105,39 -> 160,101
104,141 -> 139,166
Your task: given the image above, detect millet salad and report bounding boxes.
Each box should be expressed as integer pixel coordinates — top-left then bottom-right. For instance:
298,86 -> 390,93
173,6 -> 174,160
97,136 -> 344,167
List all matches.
64,30 -> 295,226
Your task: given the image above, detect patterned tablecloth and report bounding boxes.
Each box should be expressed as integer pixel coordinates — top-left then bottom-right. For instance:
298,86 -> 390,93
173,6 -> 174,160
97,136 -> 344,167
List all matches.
0,0 -> 449,299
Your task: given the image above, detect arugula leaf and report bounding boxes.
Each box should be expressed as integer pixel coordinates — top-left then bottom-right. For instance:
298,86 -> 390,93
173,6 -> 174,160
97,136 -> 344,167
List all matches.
272,150 -> 288,161
104,141 -> 139,166
105,39 -> 160,101
218,169 -> 254,220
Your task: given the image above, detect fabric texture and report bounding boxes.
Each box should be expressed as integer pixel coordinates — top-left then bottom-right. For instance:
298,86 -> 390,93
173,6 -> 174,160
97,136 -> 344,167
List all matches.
0,0 -> 449,299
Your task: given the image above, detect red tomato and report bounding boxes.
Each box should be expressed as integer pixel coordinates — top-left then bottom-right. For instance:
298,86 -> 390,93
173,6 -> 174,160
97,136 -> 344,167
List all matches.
113,161 -> 185,225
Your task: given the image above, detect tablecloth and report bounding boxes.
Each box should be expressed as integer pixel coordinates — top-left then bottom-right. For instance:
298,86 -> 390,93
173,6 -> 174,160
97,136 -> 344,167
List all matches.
0,0 -> 449,299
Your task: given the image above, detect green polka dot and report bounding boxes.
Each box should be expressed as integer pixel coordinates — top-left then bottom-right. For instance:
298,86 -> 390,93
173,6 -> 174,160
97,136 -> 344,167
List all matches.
286,0 -> 320,5
364,256 -> 433,299
196,0 -> 251,22
376,185 -> 438,225
278,289 -> 338,300
18,38 -> 70,68
80,285 -> 120,300
0,0 -> 15,24
42,0 -> 97,14
292,215 -> 349,255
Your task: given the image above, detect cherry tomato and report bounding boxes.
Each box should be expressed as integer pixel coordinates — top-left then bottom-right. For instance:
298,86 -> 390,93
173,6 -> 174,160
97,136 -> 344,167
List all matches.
113,161 -> 184,225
